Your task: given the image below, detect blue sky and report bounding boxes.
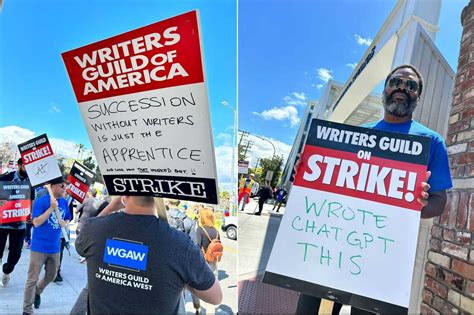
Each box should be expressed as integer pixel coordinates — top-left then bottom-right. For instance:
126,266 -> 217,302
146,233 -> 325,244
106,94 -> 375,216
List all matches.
239,0 -> 467,162
0,0 -> 236,189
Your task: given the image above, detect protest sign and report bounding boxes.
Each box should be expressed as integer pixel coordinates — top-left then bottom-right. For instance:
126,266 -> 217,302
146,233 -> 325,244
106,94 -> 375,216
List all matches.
17,134 -> 62,187
238,161 -> 249,174
62,10 -> 219,204
264,119 -> 431,313
66,161 -> 96,203
0,181 -> 31,224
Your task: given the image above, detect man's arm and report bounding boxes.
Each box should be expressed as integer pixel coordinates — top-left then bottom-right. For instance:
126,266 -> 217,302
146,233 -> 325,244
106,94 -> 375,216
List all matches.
32,197 -> 56,227
421,191 -> 447,219
97,196 -> 122,217
187,278 -> 223,305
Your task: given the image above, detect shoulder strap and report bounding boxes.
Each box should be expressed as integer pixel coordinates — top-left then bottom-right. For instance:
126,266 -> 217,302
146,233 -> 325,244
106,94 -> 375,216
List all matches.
201,226 -> 214,242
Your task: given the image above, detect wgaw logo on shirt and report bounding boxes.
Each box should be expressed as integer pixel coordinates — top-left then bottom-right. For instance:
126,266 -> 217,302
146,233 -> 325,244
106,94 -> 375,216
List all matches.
103,238 -> 148,271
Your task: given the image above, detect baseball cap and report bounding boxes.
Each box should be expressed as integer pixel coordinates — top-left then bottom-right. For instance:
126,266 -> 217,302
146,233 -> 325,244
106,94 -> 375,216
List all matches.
49,176 -> 66,185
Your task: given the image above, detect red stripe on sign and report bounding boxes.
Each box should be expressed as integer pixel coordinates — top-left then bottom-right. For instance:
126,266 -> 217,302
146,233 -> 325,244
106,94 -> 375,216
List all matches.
0,200 -> 31,224
294,145 -> 427,211
66,175 -> 90,203
20,143 -> 54,165
62,11 -> 204,103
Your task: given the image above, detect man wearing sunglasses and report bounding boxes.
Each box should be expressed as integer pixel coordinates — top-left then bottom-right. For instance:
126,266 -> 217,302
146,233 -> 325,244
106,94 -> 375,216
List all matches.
366,64 -> 452,218
23,177 -> 71,314
296,64 -> 452,315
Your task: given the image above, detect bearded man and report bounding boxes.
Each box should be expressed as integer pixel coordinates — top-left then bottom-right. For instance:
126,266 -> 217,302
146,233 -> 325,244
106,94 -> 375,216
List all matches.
296,64 -> 452,315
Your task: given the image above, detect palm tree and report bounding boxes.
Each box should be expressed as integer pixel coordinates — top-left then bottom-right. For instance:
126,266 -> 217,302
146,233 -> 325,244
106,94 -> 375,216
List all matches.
75,143 -> 85,162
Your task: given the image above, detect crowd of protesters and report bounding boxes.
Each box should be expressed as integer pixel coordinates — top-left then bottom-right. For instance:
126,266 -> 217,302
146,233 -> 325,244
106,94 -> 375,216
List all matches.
0,160 -> 223,314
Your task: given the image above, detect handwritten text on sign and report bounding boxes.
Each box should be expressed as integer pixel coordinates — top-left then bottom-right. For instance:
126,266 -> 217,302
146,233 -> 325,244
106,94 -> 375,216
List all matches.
62,11 -> 218,203
265,119 -> 430,308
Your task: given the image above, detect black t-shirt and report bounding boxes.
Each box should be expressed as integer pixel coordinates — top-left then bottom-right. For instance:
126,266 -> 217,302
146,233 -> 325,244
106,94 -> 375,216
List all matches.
196,226 -> 220,252
75,212 -> 215,314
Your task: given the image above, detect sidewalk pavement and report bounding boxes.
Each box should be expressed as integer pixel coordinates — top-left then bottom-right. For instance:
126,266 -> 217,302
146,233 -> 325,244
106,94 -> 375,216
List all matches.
237,199 -> 350,314
1,221 -> 237,314
0,224 -> 87,314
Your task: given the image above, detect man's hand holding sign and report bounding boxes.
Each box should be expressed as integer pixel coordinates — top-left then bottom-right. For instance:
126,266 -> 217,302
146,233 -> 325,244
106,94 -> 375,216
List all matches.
265,119 -> 432,313
269,65 -> 452,315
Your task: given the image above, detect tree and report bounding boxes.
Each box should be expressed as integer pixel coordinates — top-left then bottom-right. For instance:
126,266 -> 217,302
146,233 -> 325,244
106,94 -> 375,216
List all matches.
57,158 -> 68,176
75,143 -> 85,161
94,165 -> 104,184
249,156 -> 284,188
0,142 -> 14,165
82,155 -> 96,172
220,190 -> 230,200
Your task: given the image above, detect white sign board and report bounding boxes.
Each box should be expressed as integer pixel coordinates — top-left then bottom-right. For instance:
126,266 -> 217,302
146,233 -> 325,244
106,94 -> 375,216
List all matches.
238,160 -> 249,174
62,11 -> 219,204
264,119 -> 430,312
17,134 -> 62,187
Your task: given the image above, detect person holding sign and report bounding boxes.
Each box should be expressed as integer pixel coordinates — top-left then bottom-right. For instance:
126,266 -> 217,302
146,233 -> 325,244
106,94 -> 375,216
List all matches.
295,64 -> 452,315
0,158 -> 34,287
23,177 -> 71,313
75,196 -> 223,314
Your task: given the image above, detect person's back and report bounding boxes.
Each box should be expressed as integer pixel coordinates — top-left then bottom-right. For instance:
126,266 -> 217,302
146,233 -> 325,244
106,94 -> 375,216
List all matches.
75,211 -> 217,314
77,196 -> 97,232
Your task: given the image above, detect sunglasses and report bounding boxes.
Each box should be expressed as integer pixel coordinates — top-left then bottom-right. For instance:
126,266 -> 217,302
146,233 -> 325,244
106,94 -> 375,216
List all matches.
388,77 -> 419,93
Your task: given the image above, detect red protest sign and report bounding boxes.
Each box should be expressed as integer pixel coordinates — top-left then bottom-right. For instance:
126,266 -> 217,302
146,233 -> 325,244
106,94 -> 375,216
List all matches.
61,11 -> 219,204
66,161 -> 95,203
0,200 -> 31,224
0,181 -> 32,224
265,119 -> 431,311
62,10 -> 204,103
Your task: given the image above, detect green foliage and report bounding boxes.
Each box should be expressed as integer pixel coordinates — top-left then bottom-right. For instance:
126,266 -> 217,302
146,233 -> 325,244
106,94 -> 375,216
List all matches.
248,156 -> 284,188
82,156 -> 96,172
94,165 -> 104,184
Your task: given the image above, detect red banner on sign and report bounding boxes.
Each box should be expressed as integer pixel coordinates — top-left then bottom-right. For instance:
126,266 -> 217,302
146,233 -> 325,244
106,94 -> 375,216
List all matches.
21,143 -> 54,165
62,11 -> 204,103
294,145 -> 426,211
66,174 -> 90,203
0,200 -> 31,224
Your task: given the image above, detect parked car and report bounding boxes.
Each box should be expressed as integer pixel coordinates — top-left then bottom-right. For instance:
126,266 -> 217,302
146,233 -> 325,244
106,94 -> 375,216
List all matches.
221,215 -> 237,240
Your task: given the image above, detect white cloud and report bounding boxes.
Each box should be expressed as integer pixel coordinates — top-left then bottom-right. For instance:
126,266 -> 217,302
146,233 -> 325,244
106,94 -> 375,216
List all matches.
216,133 -> 233,146
354,34 -> 372,46
253,105 -> 300,127
346,62 -> 358,69
49,105 -> 61,113
316,84 -> 324,90
0,125 -> 87,159
317,68 -> 333,82
214,144 -> 234,192
292,92 -> 306,101
0,126 -> 35,145
237,131 -> 292,171
283,95 -> 306,107
49,138 -> 85,159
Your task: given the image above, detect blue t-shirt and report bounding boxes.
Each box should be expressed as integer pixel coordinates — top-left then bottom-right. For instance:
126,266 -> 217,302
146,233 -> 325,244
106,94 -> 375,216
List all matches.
31,194 -> 71,254
363,119 -> 452,192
